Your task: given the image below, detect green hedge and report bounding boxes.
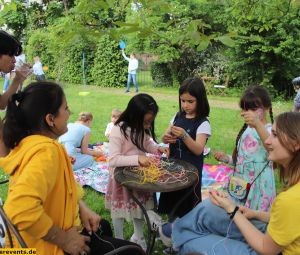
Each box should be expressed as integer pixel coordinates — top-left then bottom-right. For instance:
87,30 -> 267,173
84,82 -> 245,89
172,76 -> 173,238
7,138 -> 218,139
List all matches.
91,35 -> 127,87
150,62 -> 173,87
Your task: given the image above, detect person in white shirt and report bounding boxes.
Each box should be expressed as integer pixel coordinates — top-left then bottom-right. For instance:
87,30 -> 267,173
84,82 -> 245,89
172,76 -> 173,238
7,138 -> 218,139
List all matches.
33,56 -> 46,81
105,109 -> 122,140
121,49 -> 139,93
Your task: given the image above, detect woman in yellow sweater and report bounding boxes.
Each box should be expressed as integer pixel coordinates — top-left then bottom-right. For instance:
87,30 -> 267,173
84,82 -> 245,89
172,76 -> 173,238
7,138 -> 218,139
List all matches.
0,81 -> 144,255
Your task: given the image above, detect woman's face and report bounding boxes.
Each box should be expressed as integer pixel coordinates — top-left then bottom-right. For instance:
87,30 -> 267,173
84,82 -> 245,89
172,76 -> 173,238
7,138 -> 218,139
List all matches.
143,112 -> 155,130
265,123 -> 293,167
52,96 -> 70,137
0,54 -> 16,73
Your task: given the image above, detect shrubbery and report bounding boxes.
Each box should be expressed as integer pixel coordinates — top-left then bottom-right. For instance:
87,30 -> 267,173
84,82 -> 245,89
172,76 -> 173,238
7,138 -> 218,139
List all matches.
150,62 -> 173,87
91,35 -> 127,87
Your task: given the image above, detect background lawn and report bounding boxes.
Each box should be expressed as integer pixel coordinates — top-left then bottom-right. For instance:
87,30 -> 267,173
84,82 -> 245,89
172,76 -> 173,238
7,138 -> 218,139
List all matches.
0,81 -> 293,253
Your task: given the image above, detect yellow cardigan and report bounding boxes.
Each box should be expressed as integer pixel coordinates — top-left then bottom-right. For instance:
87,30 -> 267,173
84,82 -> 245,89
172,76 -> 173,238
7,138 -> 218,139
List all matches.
0,135 -> 79,255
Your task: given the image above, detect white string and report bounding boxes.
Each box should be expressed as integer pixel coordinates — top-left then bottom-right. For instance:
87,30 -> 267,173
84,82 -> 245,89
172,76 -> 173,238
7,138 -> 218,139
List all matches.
212,217 -> 234,255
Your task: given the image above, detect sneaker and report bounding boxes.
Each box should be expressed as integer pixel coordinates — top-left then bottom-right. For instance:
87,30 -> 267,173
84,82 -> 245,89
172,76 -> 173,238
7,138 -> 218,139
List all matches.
163,247 -> 178,255
159,225 -> 172,247
130,234 -> 147,251
146,210 -> 163,231
135,90 -> 139,93
125,90 -> 130,93
146,210 -> 172,247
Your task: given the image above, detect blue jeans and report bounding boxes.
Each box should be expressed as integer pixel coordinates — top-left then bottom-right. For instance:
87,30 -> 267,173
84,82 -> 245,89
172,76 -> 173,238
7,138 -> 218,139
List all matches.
126,73 -> 138,92
172,199 -> 267,255
3,77 -> 9,92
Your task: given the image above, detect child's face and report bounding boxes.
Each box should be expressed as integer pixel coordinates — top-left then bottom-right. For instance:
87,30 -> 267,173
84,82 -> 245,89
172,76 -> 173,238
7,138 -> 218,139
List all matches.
241,108 -> 264,120
180,92 -> 197,116
111,112 -> 120,124
143,112 -> 155,130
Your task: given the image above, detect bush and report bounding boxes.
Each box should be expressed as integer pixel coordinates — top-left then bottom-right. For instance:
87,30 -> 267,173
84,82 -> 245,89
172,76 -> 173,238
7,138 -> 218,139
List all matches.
91,35 -> 127,87
150,62 -> 173,87
56,38 -> 96,84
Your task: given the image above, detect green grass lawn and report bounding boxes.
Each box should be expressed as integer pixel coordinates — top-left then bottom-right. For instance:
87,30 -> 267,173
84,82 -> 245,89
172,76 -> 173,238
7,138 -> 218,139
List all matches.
0,80 -> 293,253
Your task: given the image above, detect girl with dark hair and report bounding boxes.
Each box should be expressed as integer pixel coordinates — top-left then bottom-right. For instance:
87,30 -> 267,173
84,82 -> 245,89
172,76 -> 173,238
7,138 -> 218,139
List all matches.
172,112 -> 300,255
0,30 -> 32,156
0,82 -> 145,255
214,86 -> 276,211
158,77 -> 211,218
105,93 -> 168,250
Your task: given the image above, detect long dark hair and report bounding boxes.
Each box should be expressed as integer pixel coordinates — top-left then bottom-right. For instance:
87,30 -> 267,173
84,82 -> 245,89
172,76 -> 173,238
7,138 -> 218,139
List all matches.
0,30 -> 22,56
115,93 -> 159,152
179,77 -> 210,118
232,86 -> 274,165
3,81 -> 65,149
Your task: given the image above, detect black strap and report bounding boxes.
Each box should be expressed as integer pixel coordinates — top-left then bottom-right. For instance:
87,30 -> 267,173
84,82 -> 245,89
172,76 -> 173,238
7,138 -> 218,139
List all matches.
249,161 -> 270,186
227,206 -> 239,219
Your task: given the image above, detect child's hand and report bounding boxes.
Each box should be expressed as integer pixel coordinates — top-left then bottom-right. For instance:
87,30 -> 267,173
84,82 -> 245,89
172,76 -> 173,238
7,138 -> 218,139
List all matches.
209,190 -> 235,213
138,155 -> 154,167
69,156 -> 76,165
162,133 -> 177,144
170,125 -> 185,138
241,110 -> 262,128
213,151 -> 229,163
158,146 -> 169,157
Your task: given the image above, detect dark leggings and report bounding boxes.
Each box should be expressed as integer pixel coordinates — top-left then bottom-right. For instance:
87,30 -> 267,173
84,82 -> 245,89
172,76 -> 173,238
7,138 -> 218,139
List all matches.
81,220 -> 144,255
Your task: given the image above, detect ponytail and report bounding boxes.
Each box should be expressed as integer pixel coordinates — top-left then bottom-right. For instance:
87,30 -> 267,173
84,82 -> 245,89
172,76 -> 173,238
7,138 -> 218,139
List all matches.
3,81 -> 64,149
3,91 -> 28,148
232,123 -> 247,167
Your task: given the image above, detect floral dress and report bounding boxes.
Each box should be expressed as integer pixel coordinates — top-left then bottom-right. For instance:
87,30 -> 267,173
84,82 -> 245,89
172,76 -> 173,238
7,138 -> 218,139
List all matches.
233,124 -> 276,211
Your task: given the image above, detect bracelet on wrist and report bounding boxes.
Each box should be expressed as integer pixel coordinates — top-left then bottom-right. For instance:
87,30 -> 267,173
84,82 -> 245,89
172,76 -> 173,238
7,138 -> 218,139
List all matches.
180,131 -> 189,140
227,206 -> 239,220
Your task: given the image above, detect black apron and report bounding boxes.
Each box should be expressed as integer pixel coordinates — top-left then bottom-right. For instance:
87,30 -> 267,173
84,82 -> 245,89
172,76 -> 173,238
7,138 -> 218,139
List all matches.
158,112 -> 207,218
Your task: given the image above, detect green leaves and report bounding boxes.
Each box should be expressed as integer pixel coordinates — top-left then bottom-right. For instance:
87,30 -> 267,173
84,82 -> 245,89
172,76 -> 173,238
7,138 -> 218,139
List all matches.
217,35 -> 236,47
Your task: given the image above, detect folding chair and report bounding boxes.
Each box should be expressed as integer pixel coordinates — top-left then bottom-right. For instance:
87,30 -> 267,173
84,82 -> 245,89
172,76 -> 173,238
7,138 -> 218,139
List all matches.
0,204 -> 27,248
213,76 -> 229,96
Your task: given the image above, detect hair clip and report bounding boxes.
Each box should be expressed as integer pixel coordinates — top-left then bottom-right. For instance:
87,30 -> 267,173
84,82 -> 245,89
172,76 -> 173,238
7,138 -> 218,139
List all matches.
12,91 -> 24,106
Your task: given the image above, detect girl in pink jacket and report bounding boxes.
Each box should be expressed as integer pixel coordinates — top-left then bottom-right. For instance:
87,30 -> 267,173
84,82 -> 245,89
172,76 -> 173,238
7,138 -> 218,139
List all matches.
105,93 -> 167,250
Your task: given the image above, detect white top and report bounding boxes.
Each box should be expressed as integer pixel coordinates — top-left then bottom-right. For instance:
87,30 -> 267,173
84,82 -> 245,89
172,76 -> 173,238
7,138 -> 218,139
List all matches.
33,61 -> 44,75
122,51 -> 138,74
105,122 -> 114,138
170,114 -> 211,136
